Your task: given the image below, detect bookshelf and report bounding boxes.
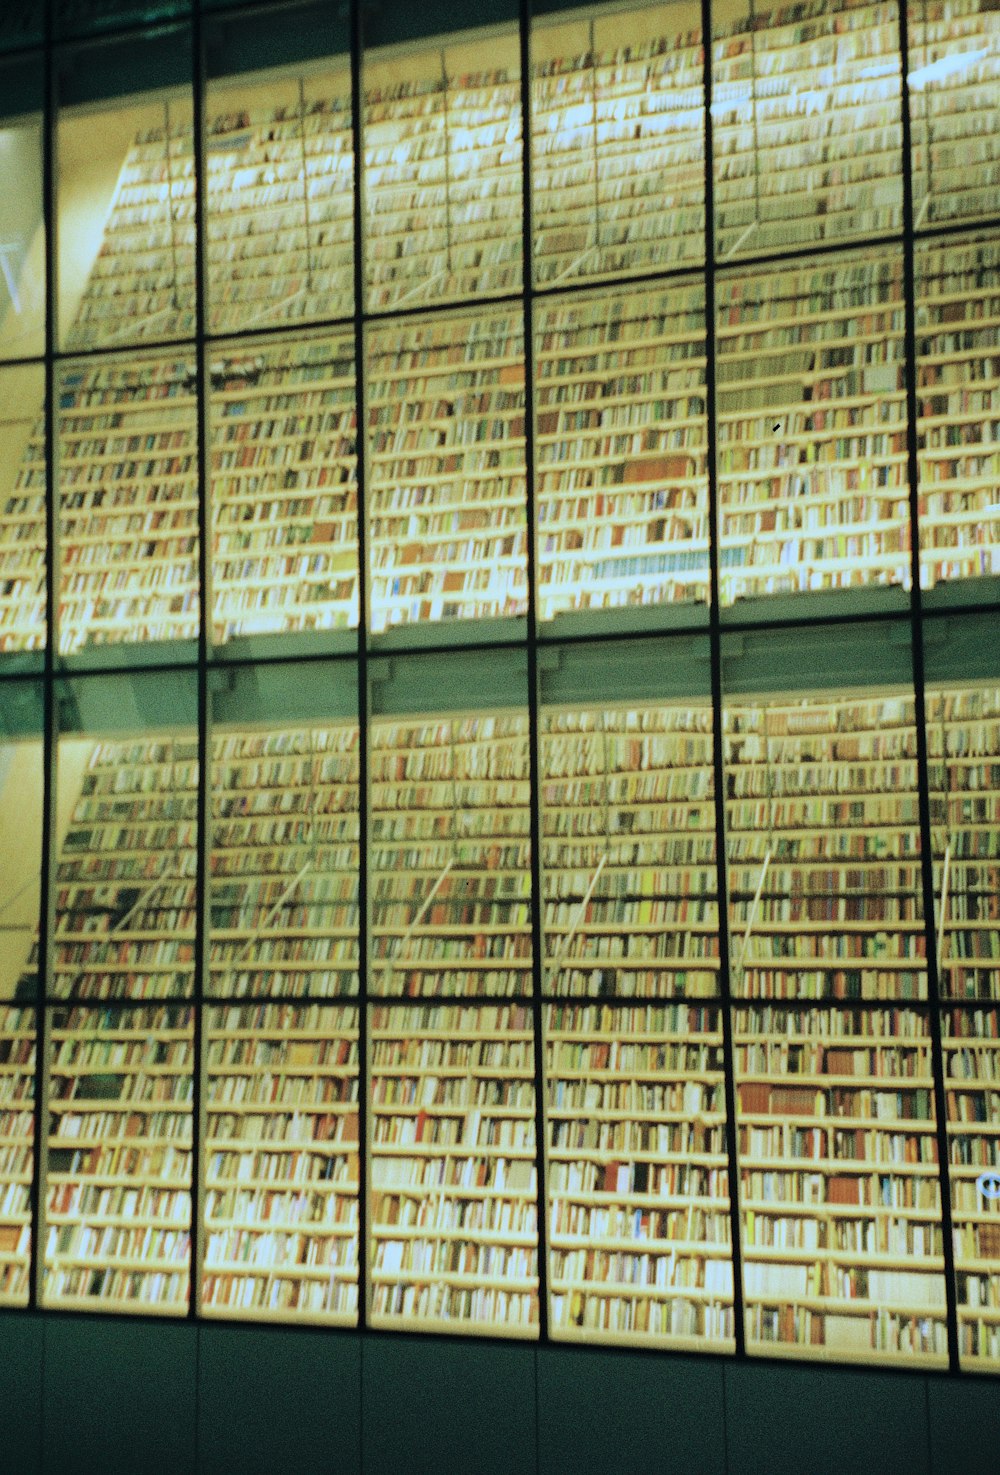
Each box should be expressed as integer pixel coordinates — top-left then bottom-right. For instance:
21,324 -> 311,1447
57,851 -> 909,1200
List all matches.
368,1002 -> 539,1336
723,692 -> 927,1002
735,1003 -> 947,1365
908,0 -> 1000,229
208,333 -> 359,645
533,282 -> 710,622
0,1006 -> 34,1307
539,701 -> 719,999
203,1002 -> 360,1322
44,1003 -> 193,1314
711,0 -> 903,259
363,34 -> 523,311
366,309 -> 528,635
369,709 -> 533,998
530,3 -> 705,287
545,1000 -> 734,1348
716,252 -> 910,606
0,364 -> 45,656
916,234 -> 1000,591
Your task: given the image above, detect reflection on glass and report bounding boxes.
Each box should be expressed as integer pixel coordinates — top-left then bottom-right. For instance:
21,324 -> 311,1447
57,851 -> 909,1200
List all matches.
52,674 -> 198,1000
54,0 -> 190,40
44,1004 -> 192,1313
206,48 -> 354,333
58,52 -> 194,351
736,1003 -> 947,1365
0,61 -> 44,360
717,252 -> 908,605
0,364 -> 45,658
57,352 -> 198,657
531,1 -> 704,286
916,236 -> 1000,591
725,690 -> 926,1000
363,30 -> 522,310
535,283 -> 708,623
366,309 -> 527,636
203,1003 -> 360,1323
908,0 -> 1000,229
209,332 -> 358,645
369,704 -> 532,999
540,701 -> 718,999
369,1002 -> 539,1336
546,1001 -> 734,1348
712,0 -> 902,258
927,685 -> 1000,1002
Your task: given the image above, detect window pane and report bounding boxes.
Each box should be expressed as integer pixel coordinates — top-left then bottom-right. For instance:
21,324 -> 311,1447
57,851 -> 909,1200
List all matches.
205,5 -> 354,334
203,1002 -> 360,1323
369,1001 -> 539,1336
546,1000 -> 734,1349
57,33 -> 195,351
711,0 -> 902,259
735,1003 -> 947,1366
0,363 -> 45,661
369,650 -> 532,1000
208,661 -> 360,1000
942,1006 -> 1000,1371
363,26 -> 523,311
717,250 -> 909,608
57,352 -> 199,660
0,5 -> 42,51
54,0 -> 190,41
45,1003 -> 192,1312
908,0 -> 1000,229
209,332 -> 358,649
535,281 -> 708,627
916,235 -> 1000,596
366,309 -> 527,639
52,671 -> 198,1000
531,2 -> 705,287
0,59 -> 44,360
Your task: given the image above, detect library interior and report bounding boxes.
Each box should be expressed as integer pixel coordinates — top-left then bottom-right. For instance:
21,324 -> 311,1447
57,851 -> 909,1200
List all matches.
0,0 -> 997,1469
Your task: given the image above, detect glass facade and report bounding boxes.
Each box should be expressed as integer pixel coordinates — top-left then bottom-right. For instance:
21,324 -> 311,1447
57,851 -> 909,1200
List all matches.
0,0 -> 996,1375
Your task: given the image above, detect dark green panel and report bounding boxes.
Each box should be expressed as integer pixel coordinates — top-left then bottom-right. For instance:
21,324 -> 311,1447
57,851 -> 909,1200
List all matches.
721,618 -> 914,698
538,1346 -> 725,1475
0,1312 -> 43,1475
362,1335 -> 536,1475
725,1362 -> 931,1475
927,1375 -> 1000,1475
198,1324 -> 359,1475
42,1317 -> 197,1475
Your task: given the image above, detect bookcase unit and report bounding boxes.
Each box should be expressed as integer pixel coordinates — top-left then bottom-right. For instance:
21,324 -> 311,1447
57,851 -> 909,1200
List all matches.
716,252 -> 909,606
533,282 -> 709,622
369,1002 -> 539,1336
44,1004 -> 193,1314
0,1007 -> 34,1308
710,0 -> 903,259
530,3 -> 705,287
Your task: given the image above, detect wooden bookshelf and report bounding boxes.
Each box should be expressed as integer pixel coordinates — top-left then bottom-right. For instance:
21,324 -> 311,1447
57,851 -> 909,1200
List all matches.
0,1007 -> 35,1307
534,282 -> 709,621
366,309 -> 527,634
530,3 -> 704,287
724,693 -> 927,1001
908,0 -> 1000,229
916,236 -> 1000,590
711,0 -> 903,259
44,1004 -> 192,1314
369,711 -> 533,998
545,1000 -> 734,1347
716,252 -> 909,605
368,1002 -> 539,1335
735,1003 -> 947,1365
208,335 -> 359,644
202,1002 -> 360,1322
540,702 -> 719,999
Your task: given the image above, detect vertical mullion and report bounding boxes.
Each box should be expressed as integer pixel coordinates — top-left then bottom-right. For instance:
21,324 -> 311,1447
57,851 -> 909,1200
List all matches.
701,0 -> 746,1360
349,0 -> 371,1335
190,3 -> 208,1324
520,0 -> 551,1347
897,0 -> 960,1375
